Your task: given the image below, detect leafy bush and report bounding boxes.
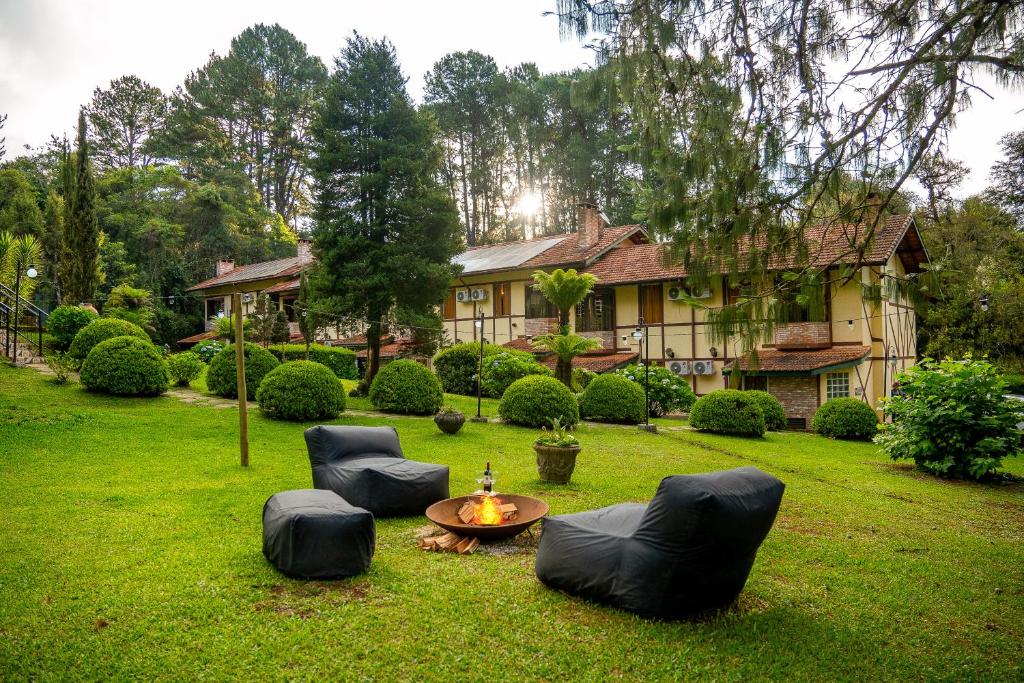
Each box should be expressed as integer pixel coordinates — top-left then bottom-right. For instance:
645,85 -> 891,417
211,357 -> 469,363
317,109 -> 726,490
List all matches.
433,341 -> 505,395
689,389 -> 766,437
166,352 -> 204,387
193,339 -> 225,363
744,390 -> 787,431
499,375 -> 579,427
572,367 -> 596,392
579,374 -> 646,424
876,357 -> 1024,480
615,363 -> 696,416
369,359 -> 443,415
46,305 -> 98,350
1003,372 -> 1024,395
812,398 -> 878,440
206,342 -> 280,400
479,351 -> 551,397
68,318 -> 150,363
256,360 -> 345,421
43,351 -> 75,385
267,344 -> 358,379
80,336 -> 168,396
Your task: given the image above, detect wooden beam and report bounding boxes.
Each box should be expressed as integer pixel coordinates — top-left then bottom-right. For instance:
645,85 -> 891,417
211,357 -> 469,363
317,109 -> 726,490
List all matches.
232,292 -> 249,468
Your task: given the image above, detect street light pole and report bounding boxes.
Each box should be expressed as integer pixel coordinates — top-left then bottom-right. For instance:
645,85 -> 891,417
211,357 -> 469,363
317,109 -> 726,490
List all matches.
635,316 -> 656,433
10,265 -> 38,366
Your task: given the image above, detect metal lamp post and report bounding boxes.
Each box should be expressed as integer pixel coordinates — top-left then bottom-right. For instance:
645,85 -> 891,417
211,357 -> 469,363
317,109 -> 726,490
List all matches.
472,310 -> 487,422
633,318 -> 656,433
11,265 -> 38,366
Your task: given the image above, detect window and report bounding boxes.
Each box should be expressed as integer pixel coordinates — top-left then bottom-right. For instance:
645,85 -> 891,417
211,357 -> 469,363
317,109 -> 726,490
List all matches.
443,288 -> 456,320
742,376 -> 768,392
825,372 -> 850,400
776,274 -> 829,323
639,284 -> 664,325
525,285 -> 558,319
205,297 -> 225,320
576,288 -> 615,332
493,282 -> 512,317
281,297 -> 297,322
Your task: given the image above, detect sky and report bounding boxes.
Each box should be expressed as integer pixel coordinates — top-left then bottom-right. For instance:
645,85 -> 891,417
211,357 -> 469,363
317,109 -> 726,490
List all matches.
1,0 -> 1022,197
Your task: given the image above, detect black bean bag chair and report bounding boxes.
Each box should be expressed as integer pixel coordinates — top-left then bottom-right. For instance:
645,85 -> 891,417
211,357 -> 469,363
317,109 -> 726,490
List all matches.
304,425 -> 449,517
262,489 -> 374,579
535,466 -> 784,619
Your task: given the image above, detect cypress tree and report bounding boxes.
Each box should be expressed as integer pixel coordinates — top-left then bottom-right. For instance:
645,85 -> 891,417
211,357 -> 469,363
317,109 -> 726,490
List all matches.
63,110 -> 100,304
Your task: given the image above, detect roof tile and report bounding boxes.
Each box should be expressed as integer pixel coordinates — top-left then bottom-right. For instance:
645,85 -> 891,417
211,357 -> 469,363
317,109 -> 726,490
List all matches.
727,346 -> 870,374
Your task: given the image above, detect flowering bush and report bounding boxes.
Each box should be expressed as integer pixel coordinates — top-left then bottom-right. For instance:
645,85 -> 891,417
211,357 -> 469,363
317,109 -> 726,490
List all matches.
479,351 -> 551,397
193,339 -> 225,363
615,363 -> 697,416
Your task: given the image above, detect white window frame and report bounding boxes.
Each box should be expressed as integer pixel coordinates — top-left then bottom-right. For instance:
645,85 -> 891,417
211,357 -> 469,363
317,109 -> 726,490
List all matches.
825,372 -> 850,400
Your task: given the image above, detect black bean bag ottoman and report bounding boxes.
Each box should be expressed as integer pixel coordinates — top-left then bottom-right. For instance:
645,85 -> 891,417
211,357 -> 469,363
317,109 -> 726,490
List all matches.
535,466 -> 784,619
262,489 -> 374,579
304,425 -> 449,517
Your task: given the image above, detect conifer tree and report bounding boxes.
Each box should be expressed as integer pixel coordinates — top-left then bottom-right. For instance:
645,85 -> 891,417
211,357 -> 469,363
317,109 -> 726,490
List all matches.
62,110 -> 100,304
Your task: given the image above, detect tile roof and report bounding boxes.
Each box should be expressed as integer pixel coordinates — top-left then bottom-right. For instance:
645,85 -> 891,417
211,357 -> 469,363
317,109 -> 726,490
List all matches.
502,337 -> 537,352
333,333 -> 395,347
186,257 -> 306,291
264,278 -> 300,294
355,339 -> 418,359
726,346 -> 871,374
521,225 -> 647,269
540,351 -> 639,374
177,330 -> 217,345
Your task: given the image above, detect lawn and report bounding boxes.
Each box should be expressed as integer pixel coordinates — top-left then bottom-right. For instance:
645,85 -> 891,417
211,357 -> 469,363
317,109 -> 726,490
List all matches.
1,364 -> 1022,681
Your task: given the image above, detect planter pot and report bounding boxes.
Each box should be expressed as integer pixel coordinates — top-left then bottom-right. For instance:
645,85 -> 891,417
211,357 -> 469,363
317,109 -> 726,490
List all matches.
533,444 -> 581,484
434,411 -> 466,435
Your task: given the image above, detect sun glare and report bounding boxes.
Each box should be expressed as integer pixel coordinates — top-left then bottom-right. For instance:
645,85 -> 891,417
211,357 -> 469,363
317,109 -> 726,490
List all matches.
514,190 -> 543,217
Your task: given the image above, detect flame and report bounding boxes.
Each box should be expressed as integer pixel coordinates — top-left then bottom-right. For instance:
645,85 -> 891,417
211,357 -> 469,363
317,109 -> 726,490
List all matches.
472,495 -> 504,526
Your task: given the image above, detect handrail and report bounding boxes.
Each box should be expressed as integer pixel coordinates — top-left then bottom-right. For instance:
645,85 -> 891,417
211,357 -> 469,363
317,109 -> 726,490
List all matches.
0,282 -> 47,322
0,299 -> 44,360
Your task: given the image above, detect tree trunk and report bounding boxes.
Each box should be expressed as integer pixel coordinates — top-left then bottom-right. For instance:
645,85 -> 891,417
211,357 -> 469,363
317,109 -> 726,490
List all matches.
363,319 -> 382,390
556,357 -> 572,388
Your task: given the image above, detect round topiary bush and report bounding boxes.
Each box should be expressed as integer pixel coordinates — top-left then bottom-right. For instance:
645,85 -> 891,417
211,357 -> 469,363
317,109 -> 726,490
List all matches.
369,359 -> 443,415
68,317 -> 149,362
579,373 -> 646,424
812,397 -> 878,440
479,351 -> 552,397
206,342 -> 280,400
744,390 -> 787,431
80,336 -> 169,396
616,363 -> 697,416
498,374 -> 579,428
257,360 -> 345,421
166,352 -> 204,387
46,305 -> 98,350
433,341 -> 504,395
689,389 -> 766,437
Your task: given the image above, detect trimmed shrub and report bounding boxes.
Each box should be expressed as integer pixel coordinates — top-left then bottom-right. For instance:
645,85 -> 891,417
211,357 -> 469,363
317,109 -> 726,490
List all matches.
267,343 -> 358,379
80,336 -> 168,396
572,367 -> 596,393
689,389 -> 766,437
433,341 -> 506,395
744,390 -> 787,431
480,351 -> 552,397
193,339 -> 225,363
68,318 -> 149,362
499,375 -> 579,427
257,360 -> 345,421
615,363 -> 697,416
369,359 -> 443,415
166,352 -> 204,387
46,305 -> 98,350
206,342 -> 280,400
579,374 -> 646,424
812,397 -> 878,440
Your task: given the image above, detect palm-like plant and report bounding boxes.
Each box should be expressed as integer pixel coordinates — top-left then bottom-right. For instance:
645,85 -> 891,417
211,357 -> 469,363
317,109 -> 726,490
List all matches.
0,231 -> 43,299
532,268 -> 597,333
533,333 -> 601,387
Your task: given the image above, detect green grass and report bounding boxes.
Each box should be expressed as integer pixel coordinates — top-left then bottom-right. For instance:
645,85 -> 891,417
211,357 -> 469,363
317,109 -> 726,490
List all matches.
1,364 -> 1022,681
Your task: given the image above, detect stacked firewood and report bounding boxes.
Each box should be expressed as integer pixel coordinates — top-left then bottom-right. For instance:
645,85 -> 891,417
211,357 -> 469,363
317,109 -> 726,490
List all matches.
456,500 -> 519,524
418,532 -> 479,554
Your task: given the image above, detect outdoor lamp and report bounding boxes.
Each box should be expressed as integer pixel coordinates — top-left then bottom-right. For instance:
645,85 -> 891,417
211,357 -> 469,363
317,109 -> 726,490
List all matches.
709,347 -> 718,358
631,326 -> 643,341
665,348 -> 675,359
847,319 -> 854,329
979,296 -> 989,312
26,266 -> 37,279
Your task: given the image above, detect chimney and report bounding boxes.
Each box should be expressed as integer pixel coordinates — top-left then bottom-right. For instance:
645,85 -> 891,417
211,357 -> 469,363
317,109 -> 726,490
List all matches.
215,259 -> 235,276
577,202 -> 609,251
863,192 -> 883,227
297,238 -> 313,264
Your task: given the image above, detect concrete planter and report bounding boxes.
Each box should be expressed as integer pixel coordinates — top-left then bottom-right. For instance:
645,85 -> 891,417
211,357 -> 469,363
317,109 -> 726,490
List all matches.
434,411 -> 466,435
533,444 -> 581,484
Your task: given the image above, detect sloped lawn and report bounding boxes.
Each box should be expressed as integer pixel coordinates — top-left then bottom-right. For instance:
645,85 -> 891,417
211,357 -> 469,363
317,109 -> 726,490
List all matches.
1,364 -> 1022,680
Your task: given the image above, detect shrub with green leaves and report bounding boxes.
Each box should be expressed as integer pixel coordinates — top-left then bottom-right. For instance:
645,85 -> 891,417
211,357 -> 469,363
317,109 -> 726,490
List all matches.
876,358 -> 1024,480
193,339 -> 225,363
812,397 -> 878,440
479,351 -> 551,397
46,305 -> 98,350
68,318 -> 150,362
579,374 -> 646,424
80,336 -> 168,396
744,390 -> 787,431
166,352 -> 204,387
498,374 -> 579,427
572,367 -> 596,392
689,389 -> 766,437
369,359 -> 443,415
267,344 -> 358,379
433,342 -> 506,395
1003,373 -> 1024,395
206,342 -> 280,400
616,363 -> 696,416
256,360 -> 345,421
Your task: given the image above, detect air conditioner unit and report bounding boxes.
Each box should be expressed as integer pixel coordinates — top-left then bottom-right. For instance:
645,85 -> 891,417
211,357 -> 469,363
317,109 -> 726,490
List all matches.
693,360 -> 716,376
667,284 -> 712,301
471,288 -> 488,301
242,293 -> 254,304
456,290 -> 470,303
668,360 -> 690,376
692,287 -> 712,299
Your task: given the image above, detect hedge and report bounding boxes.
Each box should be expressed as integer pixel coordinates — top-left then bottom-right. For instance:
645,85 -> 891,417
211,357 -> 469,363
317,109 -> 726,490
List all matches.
615,363 -> 696,416
689,389 -> 766,437
479,351 -> 551,397
257,360 -> 345,421
433,341 -> 507,395
498,375 -> 579,427
579,374 -> 646,424
813,397 -> 879,440
46,305 -> 98,350
743,390 -> 787,431
80,336 -> 168,396
68,318 -> 150,362
206,342 -> 280,400
268,343 -> 358,379
166,352 -> 204,387
369,359 -> 443,415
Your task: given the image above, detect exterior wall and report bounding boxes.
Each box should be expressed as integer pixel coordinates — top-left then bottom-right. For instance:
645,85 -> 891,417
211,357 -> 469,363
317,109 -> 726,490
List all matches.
769,376 -> 820,427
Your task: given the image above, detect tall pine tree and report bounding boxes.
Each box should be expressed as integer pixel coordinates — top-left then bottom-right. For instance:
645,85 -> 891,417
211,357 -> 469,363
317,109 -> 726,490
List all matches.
311,33 -> 461,387
63,110 -> 100,304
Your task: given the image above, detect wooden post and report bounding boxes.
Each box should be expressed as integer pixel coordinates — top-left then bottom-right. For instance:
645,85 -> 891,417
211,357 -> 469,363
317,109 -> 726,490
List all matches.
233,293 -> 249,467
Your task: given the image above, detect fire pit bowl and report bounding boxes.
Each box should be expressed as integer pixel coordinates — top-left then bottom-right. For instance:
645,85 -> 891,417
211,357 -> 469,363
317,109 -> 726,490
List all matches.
425,494 -> 549,541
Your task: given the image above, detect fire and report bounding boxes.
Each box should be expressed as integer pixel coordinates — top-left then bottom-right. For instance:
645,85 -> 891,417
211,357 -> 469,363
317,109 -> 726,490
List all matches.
472,495 -> 504,526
